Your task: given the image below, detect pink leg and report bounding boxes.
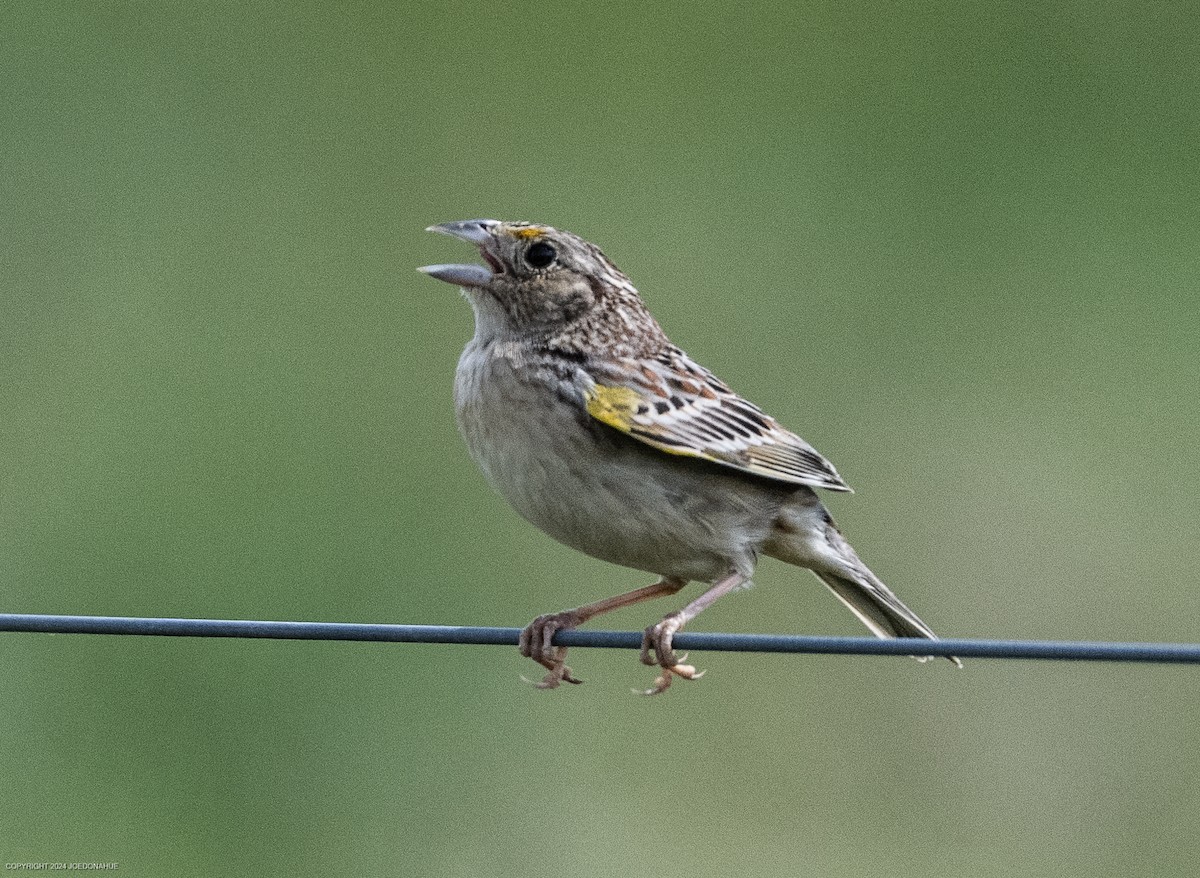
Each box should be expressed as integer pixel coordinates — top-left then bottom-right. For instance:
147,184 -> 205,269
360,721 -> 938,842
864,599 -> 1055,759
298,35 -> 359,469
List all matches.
639,570 -> 748,695
519,577 -> 688,689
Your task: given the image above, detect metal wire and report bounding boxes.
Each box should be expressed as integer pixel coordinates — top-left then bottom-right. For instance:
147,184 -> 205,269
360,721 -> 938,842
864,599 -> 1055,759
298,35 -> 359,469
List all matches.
2,613 -> 1199,663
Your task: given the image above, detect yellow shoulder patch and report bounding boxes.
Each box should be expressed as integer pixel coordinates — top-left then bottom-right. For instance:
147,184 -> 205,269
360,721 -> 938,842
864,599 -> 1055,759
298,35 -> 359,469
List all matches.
585,384 -> 642,430
584,383 -> 725,461
512,226 -> 545,239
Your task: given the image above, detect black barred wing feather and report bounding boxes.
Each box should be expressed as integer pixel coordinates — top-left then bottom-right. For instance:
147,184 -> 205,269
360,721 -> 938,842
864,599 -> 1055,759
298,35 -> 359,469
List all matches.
584,347 -> 851,492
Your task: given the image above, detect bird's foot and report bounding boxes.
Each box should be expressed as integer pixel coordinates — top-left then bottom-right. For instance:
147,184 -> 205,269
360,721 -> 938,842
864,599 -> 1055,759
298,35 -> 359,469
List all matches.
519,610 -> 586,689
637,612 -> 705,695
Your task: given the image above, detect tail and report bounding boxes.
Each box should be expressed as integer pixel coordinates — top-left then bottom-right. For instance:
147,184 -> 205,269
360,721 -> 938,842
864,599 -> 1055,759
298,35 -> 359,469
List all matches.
767,501 -> 961,667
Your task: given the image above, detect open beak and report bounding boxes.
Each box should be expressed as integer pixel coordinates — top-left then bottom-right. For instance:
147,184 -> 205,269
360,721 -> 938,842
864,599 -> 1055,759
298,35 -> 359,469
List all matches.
418,219 -> 502,288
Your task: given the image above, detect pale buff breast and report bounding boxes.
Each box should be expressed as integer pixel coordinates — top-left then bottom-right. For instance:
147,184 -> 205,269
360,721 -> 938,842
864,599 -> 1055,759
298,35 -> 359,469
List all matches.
453,339 -> 790,582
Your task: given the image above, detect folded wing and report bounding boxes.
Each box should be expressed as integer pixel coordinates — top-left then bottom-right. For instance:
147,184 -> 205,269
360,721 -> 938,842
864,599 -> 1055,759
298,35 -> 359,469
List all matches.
584,346 -> 851,492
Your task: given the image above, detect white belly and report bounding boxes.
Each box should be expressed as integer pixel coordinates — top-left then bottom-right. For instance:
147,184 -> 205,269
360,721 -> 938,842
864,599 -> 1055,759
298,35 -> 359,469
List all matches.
454,341 -> 783,582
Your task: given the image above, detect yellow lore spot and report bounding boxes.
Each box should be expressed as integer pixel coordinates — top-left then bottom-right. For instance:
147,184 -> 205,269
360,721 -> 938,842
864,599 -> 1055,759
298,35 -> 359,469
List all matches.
585,384 -> 642,430
512,226 -> 544,239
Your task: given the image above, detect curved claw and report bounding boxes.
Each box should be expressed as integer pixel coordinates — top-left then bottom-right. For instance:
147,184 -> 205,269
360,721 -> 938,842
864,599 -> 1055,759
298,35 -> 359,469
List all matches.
635,662 -> 706,696
637,622 -> 709,695
519,609 -> 587,689
669,660 -> 705,680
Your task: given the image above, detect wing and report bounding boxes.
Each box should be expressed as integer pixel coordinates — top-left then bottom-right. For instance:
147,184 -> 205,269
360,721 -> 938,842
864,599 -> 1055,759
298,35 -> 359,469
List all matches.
584,346 -> 851,491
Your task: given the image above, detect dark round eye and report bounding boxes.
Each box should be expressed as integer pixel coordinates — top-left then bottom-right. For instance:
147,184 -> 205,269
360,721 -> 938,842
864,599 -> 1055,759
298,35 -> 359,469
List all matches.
525,241 -> 557,269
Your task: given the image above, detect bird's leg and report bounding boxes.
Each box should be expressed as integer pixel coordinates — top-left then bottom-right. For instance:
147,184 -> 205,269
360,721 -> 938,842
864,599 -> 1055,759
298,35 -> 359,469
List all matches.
519,577 -> 687,689
639,570 -> 748,695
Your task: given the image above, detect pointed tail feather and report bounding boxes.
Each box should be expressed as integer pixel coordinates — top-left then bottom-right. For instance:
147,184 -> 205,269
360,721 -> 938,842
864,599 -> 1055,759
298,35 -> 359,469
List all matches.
812,569 -> 960,667
766,500 -> 960,666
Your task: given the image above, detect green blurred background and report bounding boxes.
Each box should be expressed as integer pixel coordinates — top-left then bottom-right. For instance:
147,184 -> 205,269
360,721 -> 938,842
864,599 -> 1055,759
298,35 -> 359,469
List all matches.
3,2 -> 1198,874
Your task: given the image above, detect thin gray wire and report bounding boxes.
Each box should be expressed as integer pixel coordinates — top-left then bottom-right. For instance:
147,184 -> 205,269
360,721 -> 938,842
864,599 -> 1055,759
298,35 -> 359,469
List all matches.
2,613 -> 1198,663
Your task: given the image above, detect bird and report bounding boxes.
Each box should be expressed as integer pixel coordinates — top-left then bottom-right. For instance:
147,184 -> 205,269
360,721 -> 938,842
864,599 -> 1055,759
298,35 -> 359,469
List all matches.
419,219 -> 958,694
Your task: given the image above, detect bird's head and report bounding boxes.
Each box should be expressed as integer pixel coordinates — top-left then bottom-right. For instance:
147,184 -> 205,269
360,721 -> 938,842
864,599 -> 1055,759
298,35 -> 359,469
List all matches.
419,219 -> 662,352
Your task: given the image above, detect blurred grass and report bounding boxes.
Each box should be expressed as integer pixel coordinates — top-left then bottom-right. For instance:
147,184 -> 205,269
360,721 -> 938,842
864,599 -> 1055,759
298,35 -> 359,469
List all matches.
2,1 -> 1199,875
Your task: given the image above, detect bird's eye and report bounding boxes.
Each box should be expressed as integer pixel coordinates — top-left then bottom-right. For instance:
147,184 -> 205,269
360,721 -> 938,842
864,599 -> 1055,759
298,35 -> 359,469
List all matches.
525,241 -> 556,269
